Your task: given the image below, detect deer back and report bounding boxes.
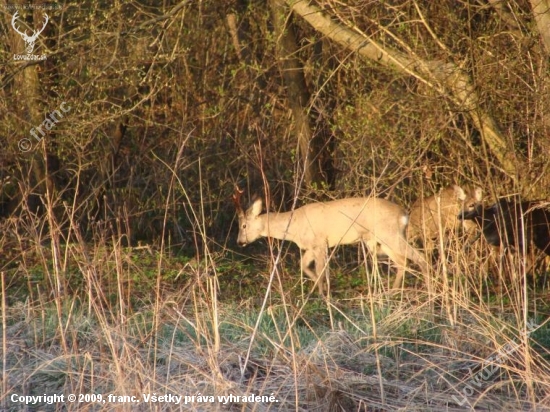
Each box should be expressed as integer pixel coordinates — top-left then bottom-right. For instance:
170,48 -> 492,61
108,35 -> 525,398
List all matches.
237,197 -> 409,251
287,197 -> 408,249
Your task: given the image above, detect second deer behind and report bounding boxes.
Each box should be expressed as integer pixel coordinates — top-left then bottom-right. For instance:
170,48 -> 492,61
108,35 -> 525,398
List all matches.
408,185 -> 483,252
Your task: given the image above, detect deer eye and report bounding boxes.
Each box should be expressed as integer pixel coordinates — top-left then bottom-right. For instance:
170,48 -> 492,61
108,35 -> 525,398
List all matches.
242,224 -> 247,229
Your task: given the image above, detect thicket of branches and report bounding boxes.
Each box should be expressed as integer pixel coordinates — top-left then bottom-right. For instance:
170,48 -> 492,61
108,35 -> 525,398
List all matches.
2,0 -> 549,248
2,3 -> 550,410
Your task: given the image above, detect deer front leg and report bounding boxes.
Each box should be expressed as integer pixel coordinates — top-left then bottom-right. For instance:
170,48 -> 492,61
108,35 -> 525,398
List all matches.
301,248 -> 328,295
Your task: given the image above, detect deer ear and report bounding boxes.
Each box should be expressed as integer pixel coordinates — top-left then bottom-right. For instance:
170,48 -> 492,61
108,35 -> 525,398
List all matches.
248,197 -> 263,217
452,185 -> 466,201
473,187 -> 483,202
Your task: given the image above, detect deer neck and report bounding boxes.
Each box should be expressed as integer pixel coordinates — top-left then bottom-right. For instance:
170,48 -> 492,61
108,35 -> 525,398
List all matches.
261,211 -> 297,243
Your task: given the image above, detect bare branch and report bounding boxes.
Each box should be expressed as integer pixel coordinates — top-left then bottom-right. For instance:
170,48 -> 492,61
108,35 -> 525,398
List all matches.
285,0 -> 518,180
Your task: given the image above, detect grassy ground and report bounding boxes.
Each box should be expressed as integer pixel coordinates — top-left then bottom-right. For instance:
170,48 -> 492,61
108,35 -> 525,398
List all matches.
2,216 -> 550,411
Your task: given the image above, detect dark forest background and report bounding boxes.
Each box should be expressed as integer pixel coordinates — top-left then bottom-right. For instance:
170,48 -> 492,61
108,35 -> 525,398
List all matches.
3,0 -> 550,255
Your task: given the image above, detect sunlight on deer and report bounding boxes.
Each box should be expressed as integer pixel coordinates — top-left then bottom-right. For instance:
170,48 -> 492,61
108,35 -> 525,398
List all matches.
233,188 -> 428,295
408,185 -> 483,253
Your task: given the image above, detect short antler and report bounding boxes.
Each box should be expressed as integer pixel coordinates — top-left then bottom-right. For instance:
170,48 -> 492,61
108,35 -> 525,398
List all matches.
232,185 -> 244,216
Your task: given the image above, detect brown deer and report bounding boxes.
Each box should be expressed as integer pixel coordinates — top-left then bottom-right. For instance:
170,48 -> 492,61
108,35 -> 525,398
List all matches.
408,185 -> 482,253
459,198 -> 550,289
459,198 -> 550,256
234,189 -> 428,294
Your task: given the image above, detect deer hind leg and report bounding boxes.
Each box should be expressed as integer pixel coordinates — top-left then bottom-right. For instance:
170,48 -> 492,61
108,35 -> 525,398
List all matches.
363,238 -> 404,288
377,243 -> 407,289
403,239 -> 429,274
406,241 -> 431,290
301,248 -> 328,295
378,237 -> 428,289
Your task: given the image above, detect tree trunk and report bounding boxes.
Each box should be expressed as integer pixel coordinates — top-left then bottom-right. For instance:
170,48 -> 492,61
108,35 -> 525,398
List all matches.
269,0 -> 324,187
9,3 -> 52,212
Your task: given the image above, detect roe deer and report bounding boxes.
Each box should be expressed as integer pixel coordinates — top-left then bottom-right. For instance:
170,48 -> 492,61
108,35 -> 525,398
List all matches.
459,198 -> 550,255
408,185 -> 482,251
234,189 -> 428,294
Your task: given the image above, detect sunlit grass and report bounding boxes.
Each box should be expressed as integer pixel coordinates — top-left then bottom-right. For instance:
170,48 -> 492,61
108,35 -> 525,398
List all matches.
2,191 -> 550,411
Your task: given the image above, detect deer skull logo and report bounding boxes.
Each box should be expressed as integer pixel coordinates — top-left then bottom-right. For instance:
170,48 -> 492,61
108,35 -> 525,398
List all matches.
11,11 -> 49,54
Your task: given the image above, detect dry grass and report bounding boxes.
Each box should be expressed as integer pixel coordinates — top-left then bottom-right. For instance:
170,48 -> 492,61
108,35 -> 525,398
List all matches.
1,192 -> 550,412
2,286 -> 550,411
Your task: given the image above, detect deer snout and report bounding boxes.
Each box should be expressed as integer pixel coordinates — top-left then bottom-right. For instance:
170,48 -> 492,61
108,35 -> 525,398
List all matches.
237,240 -> 248,247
